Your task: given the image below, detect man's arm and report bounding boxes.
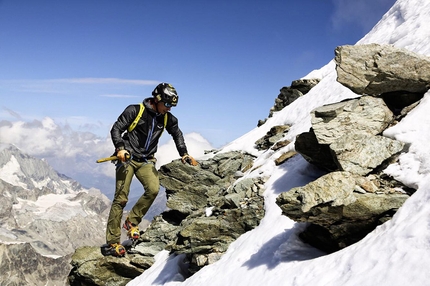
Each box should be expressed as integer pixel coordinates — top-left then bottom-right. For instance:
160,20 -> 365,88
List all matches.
110,105 -> 137,150
166,114 -> 188,156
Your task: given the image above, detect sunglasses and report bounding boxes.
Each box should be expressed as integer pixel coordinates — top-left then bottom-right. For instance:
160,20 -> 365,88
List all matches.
163,102 -> 174,108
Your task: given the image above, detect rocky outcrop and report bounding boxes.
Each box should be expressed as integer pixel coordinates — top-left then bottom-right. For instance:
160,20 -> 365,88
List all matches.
159,152 -> 265,274
276,44 -> 429,253
335,43 -> 430,96
255,125 -> 291,151
69,246 -> 143,286
258,79 -> 320,126
311,96 -> 394,145
296,95 -> 403,174
254,125 -> 297,166
69,151 -> 266,284
276,172 -> 409,253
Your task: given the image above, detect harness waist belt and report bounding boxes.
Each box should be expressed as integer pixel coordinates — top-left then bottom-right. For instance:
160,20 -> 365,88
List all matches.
132,155 -> 154,163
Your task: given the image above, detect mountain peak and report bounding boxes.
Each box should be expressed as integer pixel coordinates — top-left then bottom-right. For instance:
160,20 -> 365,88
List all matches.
0,143 -> 82,194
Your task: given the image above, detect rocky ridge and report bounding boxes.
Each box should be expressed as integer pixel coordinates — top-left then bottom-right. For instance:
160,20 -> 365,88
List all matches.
69,151 -> 265,285
276,44 -> 428,252
68,43 -> 430,285
258,78 -> 320,127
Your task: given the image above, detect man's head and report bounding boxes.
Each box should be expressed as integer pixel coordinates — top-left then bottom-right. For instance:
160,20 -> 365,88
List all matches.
152,83 -> 178,108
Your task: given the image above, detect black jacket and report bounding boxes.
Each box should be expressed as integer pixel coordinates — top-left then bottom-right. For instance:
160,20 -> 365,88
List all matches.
111,98 -> 188,159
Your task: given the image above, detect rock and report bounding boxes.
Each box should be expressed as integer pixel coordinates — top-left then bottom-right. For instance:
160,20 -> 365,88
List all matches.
159,152 -> 256,214
0,242 -> 72,286
286,45 -> 424,253
276,172 -> 357,214
159,152 -> 265,274
295,130 -> 339,171
69,246 -> 144,286
255,125 -> 291,151
331,134 -> 405,175
272,88 -> 303,113
335,43 -> 430,95
258,78 -> 320,126
271,139 -> 291,151
291,78 -> 321,94
172,205 -> 264,275
276,171 -> 409,252
274,151 -> 297,166
69,151 -> 265,281
296,96 -> 405,176
311,96 -> 394,145
270,79 -> 321,115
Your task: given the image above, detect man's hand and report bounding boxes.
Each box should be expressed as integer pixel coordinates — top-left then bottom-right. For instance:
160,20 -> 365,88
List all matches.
181,154 -> 198,166
117,149 -> 130,162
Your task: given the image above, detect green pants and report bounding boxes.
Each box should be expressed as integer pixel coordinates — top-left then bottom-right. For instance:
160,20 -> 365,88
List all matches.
106,160 -> 159,244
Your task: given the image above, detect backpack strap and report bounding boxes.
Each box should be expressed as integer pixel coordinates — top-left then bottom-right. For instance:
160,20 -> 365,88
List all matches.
128,103 -> 144,133
161,113 -> 168,136
127,103 -> 168,133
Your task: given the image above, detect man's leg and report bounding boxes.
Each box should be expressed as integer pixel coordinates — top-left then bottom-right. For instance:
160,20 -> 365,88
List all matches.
106,163 -> 134,244
127,162 -> 160,226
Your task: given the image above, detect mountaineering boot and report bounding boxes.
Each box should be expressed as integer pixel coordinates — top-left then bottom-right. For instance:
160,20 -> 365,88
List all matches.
100,243 -> 126,257
123,218 -> 140,240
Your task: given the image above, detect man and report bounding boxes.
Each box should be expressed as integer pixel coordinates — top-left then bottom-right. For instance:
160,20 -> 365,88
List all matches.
101,83 -> 197,257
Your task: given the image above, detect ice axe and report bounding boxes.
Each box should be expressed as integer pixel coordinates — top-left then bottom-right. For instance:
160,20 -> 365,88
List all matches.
96,153 -> 130,163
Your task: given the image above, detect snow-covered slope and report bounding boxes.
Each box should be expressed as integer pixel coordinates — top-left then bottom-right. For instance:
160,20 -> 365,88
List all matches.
129,0 -> 430,285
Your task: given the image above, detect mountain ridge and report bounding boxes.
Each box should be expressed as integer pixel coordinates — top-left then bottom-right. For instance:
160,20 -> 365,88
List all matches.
0,143 -> 113,285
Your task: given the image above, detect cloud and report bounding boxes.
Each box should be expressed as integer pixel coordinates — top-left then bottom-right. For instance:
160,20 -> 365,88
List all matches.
0,118 -> 113,181
330,0 -> 395,33
2,107 -> 22,120
0,118 -> 214,192
0,118 -> 106,157
156,132 -> 214,168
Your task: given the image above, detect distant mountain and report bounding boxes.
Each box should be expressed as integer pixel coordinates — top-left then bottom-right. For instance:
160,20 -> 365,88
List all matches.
0,143 -> 81,194
0,143 -> 112,285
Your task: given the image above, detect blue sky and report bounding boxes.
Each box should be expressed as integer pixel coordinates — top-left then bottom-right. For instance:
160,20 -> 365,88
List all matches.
0,0 -> 396,148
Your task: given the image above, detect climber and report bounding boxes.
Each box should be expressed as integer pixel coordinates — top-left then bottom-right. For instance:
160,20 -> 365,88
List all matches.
101,82 -> 198,257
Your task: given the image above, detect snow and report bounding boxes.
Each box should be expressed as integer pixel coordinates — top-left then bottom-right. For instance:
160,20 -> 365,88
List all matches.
0,155 -> 27,188
128,0 -> 430,285
13,193 -> 87,222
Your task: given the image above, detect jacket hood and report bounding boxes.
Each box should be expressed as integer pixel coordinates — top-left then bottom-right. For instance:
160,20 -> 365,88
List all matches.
142,97 -> 158,114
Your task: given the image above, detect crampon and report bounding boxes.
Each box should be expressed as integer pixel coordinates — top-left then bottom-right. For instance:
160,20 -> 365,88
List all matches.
123,218 -> 140,240
100,243 -> 126,257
